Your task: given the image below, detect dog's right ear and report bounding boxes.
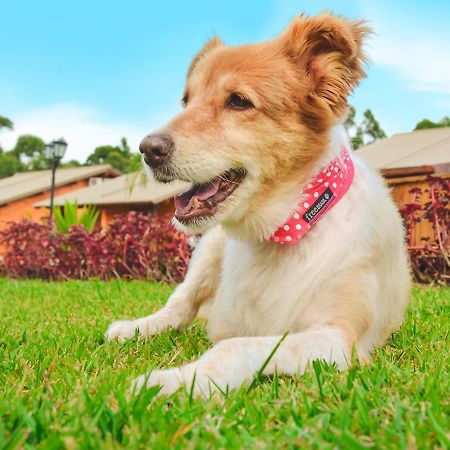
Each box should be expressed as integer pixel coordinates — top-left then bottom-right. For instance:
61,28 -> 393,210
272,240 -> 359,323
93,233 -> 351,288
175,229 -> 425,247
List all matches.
188,36 -> 223,77
279,13 -> 371,128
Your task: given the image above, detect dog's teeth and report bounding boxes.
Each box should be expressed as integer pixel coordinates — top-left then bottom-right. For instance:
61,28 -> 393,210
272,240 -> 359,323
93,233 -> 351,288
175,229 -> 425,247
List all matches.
192,197 -> 200,209
229,171 -> 237,181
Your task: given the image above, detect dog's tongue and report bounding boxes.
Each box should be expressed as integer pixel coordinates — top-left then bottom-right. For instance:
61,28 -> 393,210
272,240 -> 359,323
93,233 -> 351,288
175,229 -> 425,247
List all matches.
175,178 -> 220,214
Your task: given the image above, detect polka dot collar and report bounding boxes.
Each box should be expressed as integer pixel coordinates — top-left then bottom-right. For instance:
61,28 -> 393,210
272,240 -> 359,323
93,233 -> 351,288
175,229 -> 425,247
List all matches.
269,146 -> 354,244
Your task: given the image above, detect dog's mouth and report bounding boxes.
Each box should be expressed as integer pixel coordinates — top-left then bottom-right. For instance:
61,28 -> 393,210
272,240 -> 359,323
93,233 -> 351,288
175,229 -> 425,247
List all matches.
174,168 -> 246,222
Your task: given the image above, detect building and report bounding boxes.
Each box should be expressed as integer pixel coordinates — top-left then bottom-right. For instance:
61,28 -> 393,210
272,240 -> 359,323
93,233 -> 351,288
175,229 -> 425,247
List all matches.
0,165 -> 119,228
358,127 -> 450,246
35,172 -> 189,227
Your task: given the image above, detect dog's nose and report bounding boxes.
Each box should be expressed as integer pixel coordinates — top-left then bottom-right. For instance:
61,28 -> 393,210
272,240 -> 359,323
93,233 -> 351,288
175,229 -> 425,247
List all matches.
139,133 -> 174,167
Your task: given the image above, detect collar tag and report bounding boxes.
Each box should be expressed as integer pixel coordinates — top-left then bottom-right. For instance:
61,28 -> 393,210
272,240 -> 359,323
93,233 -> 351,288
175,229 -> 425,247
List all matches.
303,187 -> 335,224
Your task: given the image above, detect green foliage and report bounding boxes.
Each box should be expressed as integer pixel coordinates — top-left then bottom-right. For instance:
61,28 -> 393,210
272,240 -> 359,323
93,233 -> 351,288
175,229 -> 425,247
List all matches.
0,281 -> 448,448
344,106 -> 387,149
0,129 -> 140,179
0,115 -> 127,178
78,205 -> 100,232
0,152 -> 24,179
12,134 -> 46,159
414,116 -> 450,130
86,137 -> 138,173
61,159 -> 82,168
0,115 -> 84,177
127,153 -> 144,173
54,200 -> 99,233
28,154 -> 51,170
0,114 -> 13,131
0,115 -> 14,155
360,109 -> 387,142
0,134 -> 49,178
343,105 -> 356,129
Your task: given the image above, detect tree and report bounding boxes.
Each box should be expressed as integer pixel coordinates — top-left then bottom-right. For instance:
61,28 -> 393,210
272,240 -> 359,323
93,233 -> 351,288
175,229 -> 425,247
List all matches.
0,152 -> 24,179
102,150 -> 129,172
0,115 -> 13,131
0,124 -> 49,178
86,145 -> 130,172
61,159 -> 82,168
9,134 -> 49,171
344,105 -> 356,130
85,137 -> 137,173
119,136 -> 131,156
414,116 -> 450,130
0,115 -> 14,153
0,117 -> 85,177
28,154 -> 50,171
359,109 -> 387,143
344,107 -> 386,149
12,134 -> 46,160
127,153 -> 143,172
86,145 -> 115,165
344,106 -> 363,149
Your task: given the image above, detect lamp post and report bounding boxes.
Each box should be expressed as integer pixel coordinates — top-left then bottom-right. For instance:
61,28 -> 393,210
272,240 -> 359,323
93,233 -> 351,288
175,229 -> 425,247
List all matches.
45,138 -> 68,225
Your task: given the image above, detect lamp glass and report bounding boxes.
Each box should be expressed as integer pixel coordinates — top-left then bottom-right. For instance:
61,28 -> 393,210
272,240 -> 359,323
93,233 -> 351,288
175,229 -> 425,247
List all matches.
45,144 -> 55,160
52,138 -> 67,159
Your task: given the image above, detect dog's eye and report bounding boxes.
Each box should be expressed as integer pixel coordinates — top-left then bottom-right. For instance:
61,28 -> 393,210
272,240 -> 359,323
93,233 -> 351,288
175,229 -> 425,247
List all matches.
226,93 -> 254,110
181,94 -> 188,108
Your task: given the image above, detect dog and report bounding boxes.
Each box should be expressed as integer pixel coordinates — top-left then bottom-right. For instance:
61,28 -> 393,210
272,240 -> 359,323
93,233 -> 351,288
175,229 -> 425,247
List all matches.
106,12 -> 411,397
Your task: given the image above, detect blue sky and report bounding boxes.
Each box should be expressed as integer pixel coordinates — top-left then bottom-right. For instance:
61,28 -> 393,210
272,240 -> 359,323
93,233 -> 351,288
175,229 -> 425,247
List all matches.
1,0 -> 449,162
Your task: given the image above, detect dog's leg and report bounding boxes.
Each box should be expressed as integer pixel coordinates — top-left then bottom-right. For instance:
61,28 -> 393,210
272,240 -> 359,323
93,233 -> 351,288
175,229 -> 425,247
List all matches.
106,226 -> 225,340
132,324 -> 364,397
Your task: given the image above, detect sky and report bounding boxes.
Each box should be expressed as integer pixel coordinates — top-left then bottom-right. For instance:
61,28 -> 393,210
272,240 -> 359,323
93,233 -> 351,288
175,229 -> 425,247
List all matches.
1,0 -> 449,162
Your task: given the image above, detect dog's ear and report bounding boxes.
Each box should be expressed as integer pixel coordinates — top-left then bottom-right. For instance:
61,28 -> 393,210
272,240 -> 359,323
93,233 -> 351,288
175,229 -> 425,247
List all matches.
281,13 -> 371,124
188,36 -> 224,77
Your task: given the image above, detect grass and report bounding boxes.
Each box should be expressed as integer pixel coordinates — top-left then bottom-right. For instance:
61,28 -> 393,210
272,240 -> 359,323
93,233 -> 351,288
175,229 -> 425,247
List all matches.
0,279 -> 449,449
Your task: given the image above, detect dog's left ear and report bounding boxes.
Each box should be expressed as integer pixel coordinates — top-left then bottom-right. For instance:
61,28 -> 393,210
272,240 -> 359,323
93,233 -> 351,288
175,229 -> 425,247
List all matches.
188,36 -> 224,77
281,13 -> 371,124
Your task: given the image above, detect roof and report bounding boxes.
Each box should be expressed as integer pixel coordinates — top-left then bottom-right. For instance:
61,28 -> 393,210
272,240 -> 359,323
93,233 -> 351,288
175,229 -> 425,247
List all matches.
357,127 -> 450,170
34,172 -> 190,207
0,165 -> 119,206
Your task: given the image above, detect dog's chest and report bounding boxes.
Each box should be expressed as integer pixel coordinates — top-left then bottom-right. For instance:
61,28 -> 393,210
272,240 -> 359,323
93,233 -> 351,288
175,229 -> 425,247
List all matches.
213,239 -> 313,336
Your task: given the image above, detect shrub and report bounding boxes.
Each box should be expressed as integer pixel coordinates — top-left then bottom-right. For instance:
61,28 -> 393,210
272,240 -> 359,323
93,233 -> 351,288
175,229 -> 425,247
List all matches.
400,176 -> 450,285
0,212 -> 192,283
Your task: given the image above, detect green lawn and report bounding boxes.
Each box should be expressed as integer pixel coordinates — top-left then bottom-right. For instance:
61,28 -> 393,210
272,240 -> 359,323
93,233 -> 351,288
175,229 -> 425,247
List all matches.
0,280 -> 448,449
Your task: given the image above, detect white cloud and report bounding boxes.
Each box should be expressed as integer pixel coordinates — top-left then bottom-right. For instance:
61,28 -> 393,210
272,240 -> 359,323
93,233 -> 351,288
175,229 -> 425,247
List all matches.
370,34 -> 450,96
363,5 -> 450,96
0,103 -> 176,163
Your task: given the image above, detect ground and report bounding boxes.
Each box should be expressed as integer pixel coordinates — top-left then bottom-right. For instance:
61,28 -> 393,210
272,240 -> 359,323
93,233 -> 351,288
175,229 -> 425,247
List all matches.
0,280 -> 448,449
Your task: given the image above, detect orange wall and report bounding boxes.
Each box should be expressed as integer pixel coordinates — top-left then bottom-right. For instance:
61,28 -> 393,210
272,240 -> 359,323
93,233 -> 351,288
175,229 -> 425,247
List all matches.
0,180 -> 88,229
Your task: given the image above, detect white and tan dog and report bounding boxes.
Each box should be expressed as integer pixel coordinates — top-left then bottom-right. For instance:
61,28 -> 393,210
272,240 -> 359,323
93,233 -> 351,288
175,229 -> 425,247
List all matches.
106,13 -> 410,397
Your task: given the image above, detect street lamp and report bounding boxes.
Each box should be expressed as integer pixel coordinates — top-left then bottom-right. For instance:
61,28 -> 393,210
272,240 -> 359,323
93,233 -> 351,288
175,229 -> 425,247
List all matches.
45,138 -> 68,225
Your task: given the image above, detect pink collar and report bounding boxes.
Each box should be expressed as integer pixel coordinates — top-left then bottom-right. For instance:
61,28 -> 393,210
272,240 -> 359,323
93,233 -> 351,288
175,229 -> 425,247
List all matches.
269,146 -> 354,244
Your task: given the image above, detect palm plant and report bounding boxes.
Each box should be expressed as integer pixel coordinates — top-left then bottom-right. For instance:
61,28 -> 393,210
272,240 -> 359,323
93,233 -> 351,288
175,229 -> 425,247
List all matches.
53,200 -> 99,233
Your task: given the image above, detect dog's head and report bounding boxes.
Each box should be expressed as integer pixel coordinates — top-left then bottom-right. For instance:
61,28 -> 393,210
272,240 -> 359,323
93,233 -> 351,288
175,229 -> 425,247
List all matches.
140,13 -> 370,235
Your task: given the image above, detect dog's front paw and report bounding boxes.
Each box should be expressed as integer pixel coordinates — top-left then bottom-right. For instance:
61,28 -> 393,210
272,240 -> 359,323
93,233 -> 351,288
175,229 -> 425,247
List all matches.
131,368 -> 184,397
131,364 -> 226,399
106,320 -> 139,341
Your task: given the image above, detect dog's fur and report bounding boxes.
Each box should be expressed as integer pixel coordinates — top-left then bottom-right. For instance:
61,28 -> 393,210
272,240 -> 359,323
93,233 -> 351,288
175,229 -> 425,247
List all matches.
107,13 -> 411,397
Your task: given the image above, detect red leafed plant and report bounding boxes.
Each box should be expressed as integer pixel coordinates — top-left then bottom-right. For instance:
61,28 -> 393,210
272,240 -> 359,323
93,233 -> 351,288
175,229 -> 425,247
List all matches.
0,212 -> 192,283
400,176 -> 450,285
